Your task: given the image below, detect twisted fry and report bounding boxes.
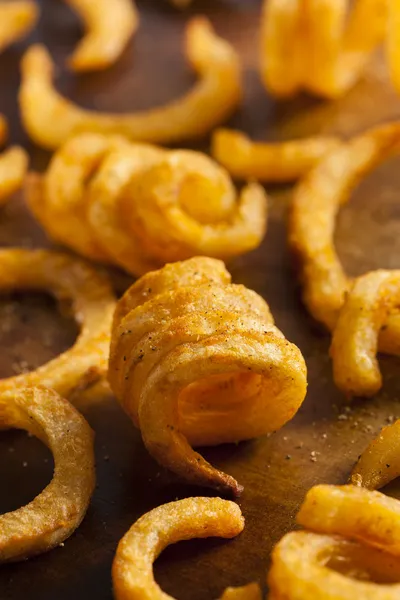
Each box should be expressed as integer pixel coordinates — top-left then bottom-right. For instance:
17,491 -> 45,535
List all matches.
0,0 -> 38,53
260,0 -> 388,99
113,497 -> 258,600
289,122 -> 400,355
0,386 -> 95,562
108,257 -> 307,495
0,147 -> 28,205
352,418 -> 400,490
269,484 -> 400,599
26,133 -> 267,275
19,18 -> 241,149
0,249 -> 116,397
212,129 -> 340,183
65,0 -> 138,71
331,270 -> 400,397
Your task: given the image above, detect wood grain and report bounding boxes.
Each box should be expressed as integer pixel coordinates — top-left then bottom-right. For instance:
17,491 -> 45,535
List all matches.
1,1 -> 400,598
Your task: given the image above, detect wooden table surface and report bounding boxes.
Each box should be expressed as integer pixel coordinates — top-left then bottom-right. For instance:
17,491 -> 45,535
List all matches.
1,1 -> 400,598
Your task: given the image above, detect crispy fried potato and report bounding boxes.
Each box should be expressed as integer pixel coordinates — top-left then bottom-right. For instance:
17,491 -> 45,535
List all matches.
331,270 -> 400,397
212,129 -> 340,182
0,249 -> 116,397
108,257 -> 307,495
290,122 -> 400,355
0,1 -> 38,53
0,386 -> 95,562
0,115 -> 7,146
220,584 -> 262,600
260,0 -> 388,99
269,484 -> 400,599
352,419 -> 400,490
0,147 -> 28,205
26,133 -> 267,275
19,18 -> 241,149
113,497 -> 245,600
65,0 -> 138,71
387,1 -> 400,93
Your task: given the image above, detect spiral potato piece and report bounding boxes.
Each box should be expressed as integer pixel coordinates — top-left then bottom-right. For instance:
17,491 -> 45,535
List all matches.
269,484 -> 400,599
19,18 -> 241,149
290,122 -> 400,356
26,133 -> 268,275
108,257 -> 307,495
0,1 -> 38,54
0,147 -> 28,205
260,0 -> 388,99
113,497 -> 259,600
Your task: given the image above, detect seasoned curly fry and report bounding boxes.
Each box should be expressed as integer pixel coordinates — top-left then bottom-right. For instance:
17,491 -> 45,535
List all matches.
352,418 -> 400,490
269,484 -> 400,599
331,270 -> 400,397
387,1 -> 400,93
113,497 -> 249,600
0,0 -> 38,53
290,122 -> 400,355
108,257 -> 307,495
0,386 -> 95,562
26,133 -> 267,275
19,18 -> 241,149
65,0 -> 138,71
0,249 -> 116,397
220,584 -> 262,600
212,129 -> 340,182
260,0 -> 388,99
0,147 -> 28,205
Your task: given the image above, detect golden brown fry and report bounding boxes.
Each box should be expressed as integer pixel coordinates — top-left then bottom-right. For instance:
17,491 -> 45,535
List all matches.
0,147 -> 28,205
0,249 -> 116,397
351,418 -> 400,490
26,133 -> 267,275
212,129 -> 341,183
0,1 -> 38,53
269,484 -> 400,599
331,270 -> 400,397
387,0 -> 400,93
65,0 -> 138,71
0,386 -> 95,562
108,257 -> 307,495
260,0 -> 388,99
220,584 -> 262,600
289,122 -> 400,354
113,497 -> 245,600
19,18 -> 241,149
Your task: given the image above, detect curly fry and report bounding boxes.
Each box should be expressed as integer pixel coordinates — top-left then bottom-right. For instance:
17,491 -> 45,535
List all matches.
0,0 -> 38,53
387,0 -> 400,93
331,270 -> 400,397
65,0 -> 138,71
112,497 -> 254,600
108,257 -> 307,495
352,418 -> 400,490
0,249 -> 116,397
220,584 -> 262,600
19,18 -> 241,149
0,147 -> 28,205
212,129 -> 340,182
0,115 -> 7,146
260,0 -> 388,99
269,484 -> 400,599
26,133 -> 267,275
0,386 -> 95,562
289,122 -> 400,354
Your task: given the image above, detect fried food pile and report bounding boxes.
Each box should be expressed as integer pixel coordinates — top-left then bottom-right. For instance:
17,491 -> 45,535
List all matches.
26,133 -> 268,275
108,257 -> 307,495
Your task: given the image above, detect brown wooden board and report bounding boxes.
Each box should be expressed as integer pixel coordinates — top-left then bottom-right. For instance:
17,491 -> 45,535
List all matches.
1,1 -> 400,598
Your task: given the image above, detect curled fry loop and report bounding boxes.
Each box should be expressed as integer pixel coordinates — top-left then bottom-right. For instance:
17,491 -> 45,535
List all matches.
19,18 -> 242,149
108,257 -> 307,495
65,0 -> 138,71
112,497 -> 254,600
260,0 -> 388,99
212,128 -> 340,183
26,133 -> 268,275
0,386 -> 95,562
0,249 -> 116,397
0,1 -> 38,53
269,484 -> 400,599
0,147 -> 28,205
289,122 -> 400,355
